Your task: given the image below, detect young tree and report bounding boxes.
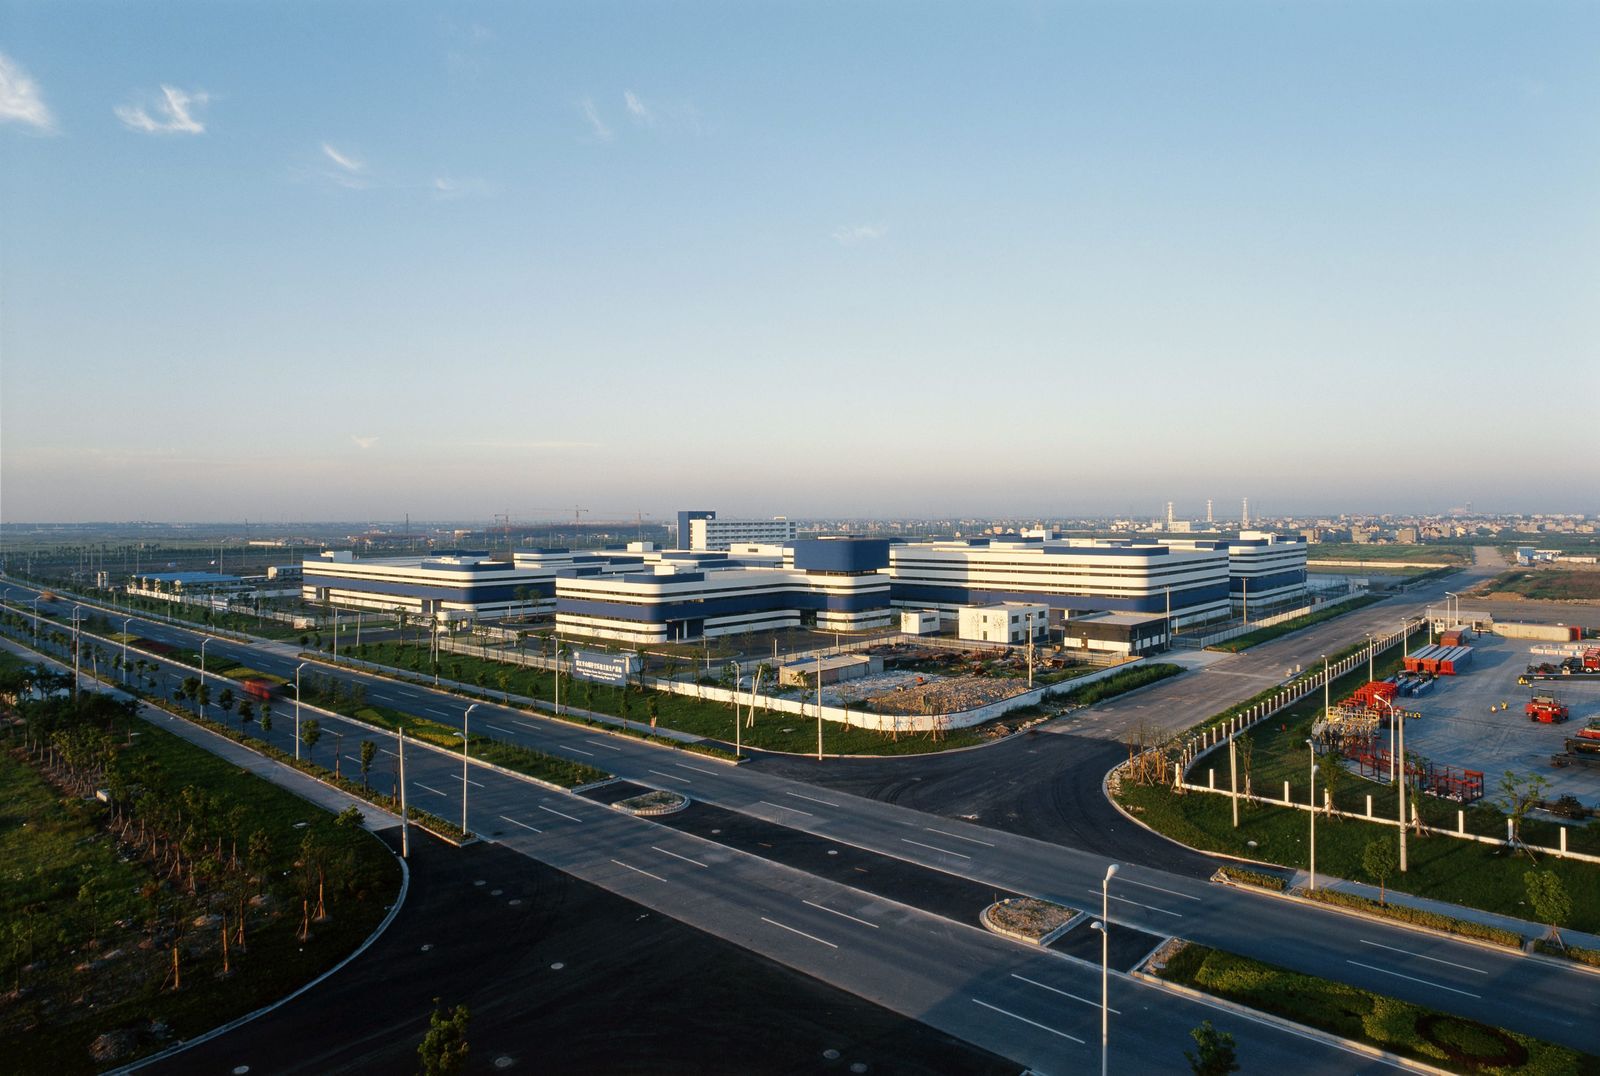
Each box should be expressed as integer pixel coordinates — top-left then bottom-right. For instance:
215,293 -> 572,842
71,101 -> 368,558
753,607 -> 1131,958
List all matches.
1318,746 -> 1343,816
260,706 -> 273,734
301,718 -> 322,764
238,699 -> 255,728
647,694 -> 659,730
1525,869 -> 1572,949
1361,838 -> 1398,905
418,998 -> 471,1076
1498,770 -> 1551,851
218,686 -> 235,719
360,739 -> 377,791
1185,1020 -> 1240,1076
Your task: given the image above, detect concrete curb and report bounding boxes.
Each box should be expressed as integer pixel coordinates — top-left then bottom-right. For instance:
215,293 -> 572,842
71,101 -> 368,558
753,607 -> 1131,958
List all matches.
112,838 -> 412,1074
1130,968 -> 1450,1075
978,898 -> 1078,947
612,791 -> 690,817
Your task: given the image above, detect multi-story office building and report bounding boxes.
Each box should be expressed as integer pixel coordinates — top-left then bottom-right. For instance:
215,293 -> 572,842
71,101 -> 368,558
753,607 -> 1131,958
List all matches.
678,509 -> 798,551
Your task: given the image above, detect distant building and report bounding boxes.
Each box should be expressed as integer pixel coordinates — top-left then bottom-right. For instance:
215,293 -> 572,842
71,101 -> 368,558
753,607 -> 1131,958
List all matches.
678,510 -> 797,551
957,603 -> 1049,644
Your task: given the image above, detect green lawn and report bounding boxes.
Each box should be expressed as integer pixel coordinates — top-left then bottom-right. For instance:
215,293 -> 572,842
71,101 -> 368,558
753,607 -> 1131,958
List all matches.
1158,943 -> 1599,1074
1480,569 -> 1600,603
1308,543 -> 1472,565
1,698 -> 401,1074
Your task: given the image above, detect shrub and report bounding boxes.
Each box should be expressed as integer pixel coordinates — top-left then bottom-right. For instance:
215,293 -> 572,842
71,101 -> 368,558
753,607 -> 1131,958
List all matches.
1302,888 -> 1523,948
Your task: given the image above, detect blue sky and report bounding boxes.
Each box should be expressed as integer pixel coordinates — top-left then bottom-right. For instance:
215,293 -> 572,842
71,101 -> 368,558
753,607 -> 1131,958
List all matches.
3,2 -> 1596,524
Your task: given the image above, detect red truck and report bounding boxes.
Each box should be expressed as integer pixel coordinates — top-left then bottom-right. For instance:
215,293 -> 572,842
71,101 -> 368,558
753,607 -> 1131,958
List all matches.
239,677 -> 280,702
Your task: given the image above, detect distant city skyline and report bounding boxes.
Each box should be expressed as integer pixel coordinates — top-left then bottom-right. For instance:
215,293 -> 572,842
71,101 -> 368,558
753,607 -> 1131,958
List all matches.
3,2 -> 1597,523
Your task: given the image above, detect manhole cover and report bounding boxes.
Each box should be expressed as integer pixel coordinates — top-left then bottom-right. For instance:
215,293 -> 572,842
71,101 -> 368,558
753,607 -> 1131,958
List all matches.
827,850 -> 838,855
491,889 -> 503,896
474,880 -> 487,887
493,1057 -> 515,1070
420,944 -> 434,952
509,899 -> 523,906
233,1067 -> 251,1075
550,962 -> 565,970
822,1048 -> 841,1060
851,1065 -> 868,1074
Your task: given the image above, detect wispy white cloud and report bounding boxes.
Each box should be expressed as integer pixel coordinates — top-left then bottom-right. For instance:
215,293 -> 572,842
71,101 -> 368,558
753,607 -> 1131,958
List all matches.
578,97 -> 613,142
0,52 -> 54,131
458,439 -> 601,451
351,435 -> 380,450
322,142 -> 364,173
832,223 -> 889,245
432,176 -> 496,201
115,85 -> 208,135
623,90 -> 652,125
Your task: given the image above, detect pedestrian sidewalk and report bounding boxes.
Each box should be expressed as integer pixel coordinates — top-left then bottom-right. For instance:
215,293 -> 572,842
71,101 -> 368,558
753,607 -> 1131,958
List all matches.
1287,868 -> 1600,952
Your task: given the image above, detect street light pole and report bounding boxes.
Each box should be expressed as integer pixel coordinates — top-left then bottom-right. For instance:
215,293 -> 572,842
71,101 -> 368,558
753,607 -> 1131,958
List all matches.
121,618 -> 132,682
1306,742 -> 1319,891
1322,653 -> 1329,723
1366,634 -> 1376,683
398,727 -> 409,859
1099,864 -> 1118,1076
462,703 -> 478,836
1398,697 -> 1409,873
295,661 -> 308,760
71,607 -> 83,698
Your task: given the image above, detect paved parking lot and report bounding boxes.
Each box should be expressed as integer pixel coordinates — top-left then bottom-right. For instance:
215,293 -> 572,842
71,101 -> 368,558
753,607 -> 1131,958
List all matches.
1403,635 -> 1600,807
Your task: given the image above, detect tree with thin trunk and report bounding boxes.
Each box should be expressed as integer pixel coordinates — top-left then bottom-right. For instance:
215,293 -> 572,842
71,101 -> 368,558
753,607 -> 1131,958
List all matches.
1361,838 -> 1398,905
1525,869 -> 1572,950
360,739 -> 377,791
218,686 -> 235,720
301,718 -> 322,764
1498,770 -> 1551,852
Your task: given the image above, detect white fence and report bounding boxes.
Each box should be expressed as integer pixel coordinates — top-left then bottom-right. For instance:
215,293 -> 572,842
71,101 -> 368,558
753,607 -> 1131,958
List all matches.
1173,591 -> 1370,650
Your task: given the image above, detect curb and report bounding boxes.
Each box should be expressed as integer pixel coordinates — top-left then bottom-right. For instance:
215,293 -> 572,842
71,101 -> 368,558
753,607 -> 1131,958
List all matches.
1130,968 -> 1450,1075
978,898 -> 1079,948
612,791 -> 690,817
112,835 -> 412,1074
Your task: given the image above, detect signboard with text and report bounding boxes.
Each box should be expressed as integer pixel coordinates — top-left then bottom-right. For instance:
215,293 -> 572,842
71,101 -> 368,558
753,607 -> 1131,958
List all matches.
571,648 -> 640,686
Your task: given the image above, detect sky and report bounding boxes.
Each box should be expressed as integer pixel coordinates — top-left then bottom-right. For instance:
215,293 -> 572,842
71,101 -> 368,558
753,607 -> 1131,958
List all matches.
2,1 -> 1597,525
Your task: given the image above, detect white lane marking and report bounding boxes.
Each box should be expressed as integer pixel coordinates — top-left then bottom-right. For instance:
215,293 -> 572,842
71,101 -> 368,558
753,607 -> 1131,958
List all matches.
786,790 -> 840,808
538,804 -> 584,823
651,845 -> 709,869
925,826 -> 995,847
344,754 -> 362,764
1120,877 -> 1203,902
970,998 -> 1085,1044
648,769 -> 692,784
565,746 -> 596,757
802,899 -> 878,929
1096,890 -> 1183,918
584,739 -> 623,752
760,916 -> 838,949
450,774 -> 487,789
499,815 -> 542,834
381,748 -> 398,757
1357,939 -> 1487,975
1012,973 -> 1121,1014
426,706 -> 451,716
1346,959 -> 1482,998
487,724 -> 517,736
611,859 -> 669,883
902,837 -> 971,860
676,762 -> 718,776
760,799 -> 812,817
414,782 -> 448,797
513,720 -> 541,731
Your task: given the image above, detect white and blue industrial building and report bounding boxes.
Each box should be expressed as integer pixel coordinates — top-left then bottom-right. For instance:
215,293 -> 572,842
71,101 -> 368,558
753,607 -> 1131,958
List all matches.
298,508 -> 1306,647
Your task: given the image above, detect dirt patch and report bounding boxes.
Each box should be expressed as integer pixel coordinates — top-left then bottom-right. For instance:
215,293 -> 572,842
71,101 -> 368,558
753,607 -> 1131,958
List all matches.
982,897 -> 1075,942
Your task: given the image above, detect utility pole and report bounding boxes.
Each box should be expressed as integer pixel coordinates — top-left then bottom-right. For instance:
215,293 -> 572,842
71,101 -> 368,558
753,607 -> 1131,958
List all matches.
816,652 -> 824,761
398,728 -> 409,858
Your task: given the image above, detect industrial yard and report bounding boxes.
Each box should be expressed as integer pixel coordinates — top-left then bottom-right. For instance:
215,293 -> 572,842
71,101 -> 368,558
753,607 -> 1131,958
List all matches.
1401,633 -> 1600,807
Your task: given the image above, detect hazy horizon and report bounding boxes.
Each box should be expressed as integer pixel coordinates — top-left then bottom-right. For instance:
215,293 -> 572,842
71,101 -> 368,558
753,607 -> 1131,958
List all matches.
4,3 -> 1597,524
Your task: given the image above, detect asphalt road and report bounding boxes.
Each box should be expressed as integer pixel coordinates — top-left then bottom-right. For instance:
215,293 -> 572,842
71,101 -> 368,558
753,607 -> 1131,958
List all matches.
152,831 -> 1019,1076
9,579 -> 1599,1061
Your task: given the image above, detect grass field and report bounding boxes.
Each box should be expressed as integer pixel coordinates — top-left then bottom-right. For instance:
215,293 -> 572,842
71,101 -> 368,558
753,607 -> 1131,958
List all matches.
1,697 -> 401,1074
1308,543 -> 1472,565
1480,569 -> 1600,603
1157,943 -> 1600,1074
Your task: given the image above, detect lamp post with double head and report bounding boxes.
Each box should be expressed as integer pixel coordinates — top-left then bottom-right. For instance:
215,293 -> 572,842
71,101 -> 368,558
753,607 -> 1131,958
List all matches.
121,618 -> 132,682
1306,741 -> 1319,891
295,661 -> 309,760
1099,864 -> 1119,1075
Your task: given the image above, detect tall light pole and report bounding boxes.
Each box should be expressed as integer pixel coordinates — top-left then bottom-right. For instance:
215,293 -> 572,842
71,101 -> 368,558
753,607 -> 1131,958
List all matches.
1444,591 -> 1459,629
462,703 -> 478,836
1398,697 -> 1409,873
30,595 -> 40,644
1305,742 -> 1319,891
295,661 -> 309,760
71,607 -> 84,698
1099,864 -> 1119,1076
398,727 -> 409,859
121,618 -> 133,682
1366,633 -> 1376,683
816,651 -> 824,762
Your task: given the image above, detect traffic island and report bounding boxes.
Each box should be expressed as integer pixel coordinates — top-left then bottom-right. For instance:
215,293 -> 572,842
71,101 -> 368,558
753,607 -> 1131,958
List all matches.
614,789 -> 689,816
980,897 -> 1077,945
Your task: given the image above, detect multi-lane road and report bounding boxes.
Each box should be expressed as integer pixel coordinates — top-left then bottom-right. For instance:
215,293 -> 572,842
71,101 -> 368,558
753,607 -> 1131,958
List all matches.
6,569 -> 1596,1070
